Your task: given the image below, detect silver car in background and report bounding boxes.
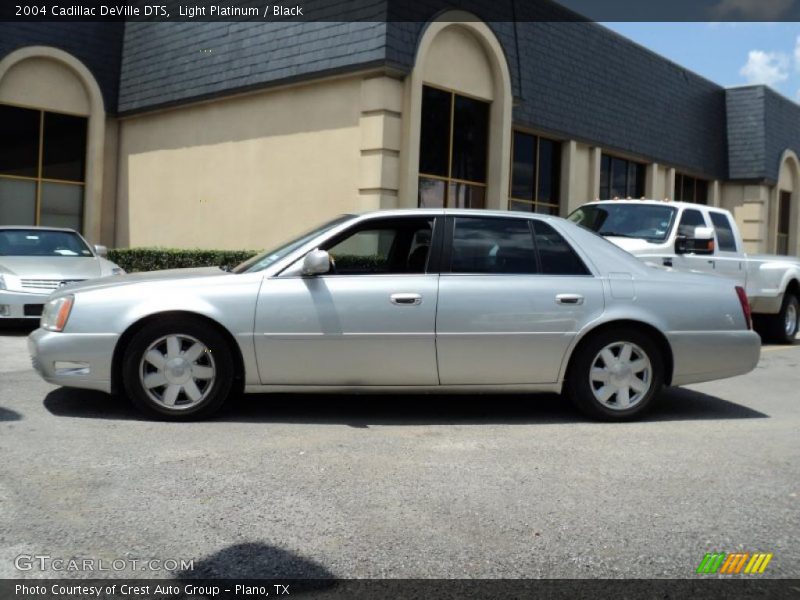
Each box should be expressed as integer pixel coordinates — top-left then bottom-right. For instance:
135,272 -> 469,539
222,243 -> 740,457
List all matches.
28,210 -> 760,421
1,226 -> 124,321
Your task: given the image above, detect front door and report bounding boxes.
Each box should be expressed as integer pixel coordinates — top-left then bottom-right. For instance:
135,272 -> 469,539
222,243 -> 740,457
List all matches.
254,216 -> 440,386
435,216 -> 604,385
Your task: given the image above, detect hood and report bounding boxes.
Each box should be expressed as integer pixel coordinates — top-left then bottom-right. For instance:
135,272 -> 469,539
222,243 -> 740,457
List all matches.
0,256 -> 102,279
57,266 -> 229,295
604,236 -> 663,254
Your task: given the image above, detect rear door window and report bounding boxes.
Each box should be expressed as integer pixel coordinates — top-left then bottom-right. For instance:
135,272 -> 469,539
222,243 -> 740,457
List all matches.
449,217 -> 538,274
708,212 -> 738,252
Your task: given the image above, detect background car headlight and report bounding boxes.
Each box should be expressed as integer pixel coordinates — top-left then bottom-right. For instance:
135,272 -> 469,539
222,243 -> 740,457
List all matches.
0,274 -> 6,290
111,267 -> 126,275
41,295 -> 74,332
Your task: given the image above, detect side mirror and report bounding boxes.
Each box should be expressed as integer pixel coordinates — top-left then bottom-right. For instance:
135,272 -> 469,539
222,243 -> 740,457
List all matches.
301,249 -> 331,276
690,226 -> 715,255
675,226 -> 714,255
675,235 -> 687,255
94,244 -> 108,257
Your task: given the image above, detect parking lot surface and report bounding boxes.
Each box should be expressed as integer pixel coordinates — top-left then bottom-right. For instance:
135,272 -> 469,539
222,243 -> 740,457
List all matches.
1,327 -> 798,579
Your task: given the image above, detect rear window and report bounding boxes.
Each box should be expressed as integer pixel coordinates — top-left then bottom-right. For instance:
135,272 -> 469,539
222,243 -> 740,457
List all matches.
709,212 -> 737,252
532,221 -> 590,276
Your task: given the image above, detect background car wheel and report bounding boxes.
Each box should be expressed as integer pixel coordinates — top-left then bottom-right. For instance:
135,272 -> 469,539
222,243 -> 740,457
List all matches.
565,328 -> 664,421
756,293 -> 798,345
122,317 -> 234,420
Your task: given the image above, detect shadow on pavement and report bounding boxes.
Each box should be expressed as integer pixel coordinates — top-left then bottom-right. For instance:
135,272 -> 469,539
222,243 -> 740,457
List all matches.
0,406 -> 22,421
44,388 -> 145,421
43,385 -> 767,425
167,542 -> 335,599
175,542 -> 334,580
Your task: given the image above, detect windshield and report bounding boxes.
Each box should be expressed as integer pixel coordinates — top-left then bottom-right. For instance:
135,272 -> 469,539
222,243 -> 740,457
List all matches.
567,203 -> 677,242
0,229 -> 93,257
232,215 -> 353,274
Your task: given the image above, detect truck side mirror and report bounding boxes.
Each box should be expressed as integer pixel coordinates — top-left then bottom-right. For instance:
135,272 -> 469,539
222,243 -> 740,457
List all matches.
691,226 -> 715,255
676,226 -> 714,255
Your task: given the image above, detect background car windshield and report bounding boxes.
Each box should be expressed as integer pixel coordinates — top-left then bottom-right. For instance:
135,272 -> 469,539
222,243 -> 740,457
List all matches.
233,215 -> 352,273
0,229 -> 93,257
568,204 -> 677,242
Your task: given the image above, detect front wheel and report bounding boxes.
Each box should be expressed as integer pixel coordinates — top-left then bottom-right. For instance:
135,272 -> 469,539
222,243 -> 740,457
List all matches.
565,329 -> 664,421
122,317 -> 234,420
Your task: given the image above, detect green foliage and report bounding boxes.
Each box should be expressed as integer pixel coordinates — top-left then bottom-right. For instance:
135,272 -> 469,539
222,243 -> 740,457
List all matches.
108,247 -> 260,273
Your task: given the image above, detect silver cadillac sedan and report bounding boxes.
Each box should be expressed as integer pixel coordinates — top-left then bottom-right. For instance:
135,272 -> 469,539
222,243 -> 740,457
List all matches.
1,226 -> 124,320
28,210 -> 760,421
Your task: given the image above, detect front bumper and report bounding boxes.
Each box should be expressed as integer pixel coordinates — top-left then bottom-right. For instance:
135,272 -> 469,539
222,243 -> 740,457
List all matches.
28,328 -> 118,393
0,290 -> 49,319
669,330 -> 761,386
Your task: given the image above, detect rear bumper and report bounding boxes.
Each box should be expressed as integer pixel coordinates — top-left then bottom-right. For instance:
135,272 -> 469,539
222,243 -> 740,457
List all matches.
28,328 -> 117,393
668,330 -> 761,386
0,290 -> 48,319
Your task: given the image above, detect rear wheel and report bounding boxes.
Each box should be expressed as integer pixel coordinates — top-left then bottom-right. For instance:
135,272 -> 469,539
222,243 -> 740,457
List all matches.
756,293 -> 798,345
122,317 -> 234,420
565,328 -> 664,421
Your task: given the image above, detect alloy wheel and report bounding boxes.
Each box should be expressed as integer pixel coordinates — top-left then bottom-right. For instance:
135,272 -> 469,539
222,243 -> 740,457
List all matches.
589,341 -> 653,411
138,334 -> 216,410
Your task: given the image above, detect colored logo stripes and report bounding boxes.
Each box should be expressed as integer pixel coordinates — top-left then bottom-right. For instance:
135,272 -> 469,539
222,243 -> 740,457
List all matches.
696,552 -> 773,574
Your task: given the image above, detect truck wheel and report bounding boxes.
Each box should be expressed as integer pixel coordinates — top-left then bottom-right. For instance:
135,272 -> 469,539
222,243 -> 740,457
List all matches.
763,293 -> 799,345
565,328 -> 664,421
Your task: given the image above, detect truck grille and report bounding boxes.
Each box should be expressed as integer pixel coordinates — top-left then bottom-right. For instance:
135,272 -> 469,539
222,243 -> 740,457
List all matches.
20,278 -> 85,291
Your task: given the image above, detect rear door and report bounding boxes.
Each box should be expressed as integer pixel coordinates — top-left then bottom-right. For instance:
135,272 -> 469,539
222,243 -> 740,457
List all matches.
707,210 -> 746,285
435,216 -> 604,385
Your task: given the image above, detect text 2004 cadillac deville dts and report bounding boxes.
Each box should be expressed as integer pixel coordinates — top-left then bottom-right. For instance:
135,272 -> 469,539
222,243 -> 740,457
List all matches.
28,210 -> 761,421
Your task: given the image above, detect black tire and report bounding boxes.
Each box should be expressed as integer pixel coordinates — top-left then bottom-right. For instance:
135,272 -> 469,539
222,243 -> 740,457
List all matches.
564,328 -> 665,421
756,293 -> 798,345
122,317 -> 234,420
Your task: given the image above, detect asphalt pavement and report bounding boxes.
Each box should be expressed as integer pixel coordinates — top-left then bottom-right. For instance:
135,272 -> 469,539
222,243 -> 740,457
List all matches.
0,326 -> 798,579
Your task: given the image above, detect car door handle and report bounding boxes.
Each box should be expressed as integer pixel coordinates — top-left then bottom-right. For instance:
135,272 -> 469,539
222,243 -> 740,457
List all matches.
555,293 -> 584,305
390,293 -> 422,306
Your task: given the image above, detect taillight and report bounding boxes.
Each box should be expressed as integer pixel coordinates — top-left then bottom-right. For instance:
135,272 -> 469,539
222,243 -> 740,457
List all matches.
735,286 -> 752,330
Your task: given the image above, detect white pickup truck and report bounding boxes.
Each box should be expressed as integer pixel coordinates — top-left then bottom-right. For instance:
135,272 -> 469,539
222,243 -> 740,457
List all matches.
568,200 -> 800,344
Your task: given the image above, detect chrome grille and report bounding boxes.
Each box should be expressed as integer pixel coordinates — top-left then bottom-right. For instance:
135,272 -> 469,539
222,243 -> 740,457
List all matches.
20,278 -> 85,291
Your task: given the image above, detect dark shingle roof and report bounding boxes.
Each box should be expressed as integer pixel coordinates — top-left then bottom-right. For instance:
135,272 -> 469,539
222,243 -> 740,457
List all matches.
0,22 -> 124,112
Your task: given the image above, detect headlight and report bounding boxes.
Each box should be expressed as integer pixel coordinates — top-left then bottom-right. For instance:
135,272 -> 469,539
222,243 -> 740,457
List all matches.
41,295 -> 74,332
0,274 -> 6,290
111,267 -> 126,275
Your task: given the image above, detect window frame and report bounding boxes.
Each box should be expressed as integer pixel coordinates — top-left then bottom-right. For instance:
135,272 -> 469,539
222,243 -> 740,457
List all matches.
777,191 -> 791,255
508,128 -> 562,215
675,172 -> 709,204
418,84 -> 490,209
307,215 -> 444,277
441,215 -> 592,277
599,153 -> 645,200
0,101 -> 87,231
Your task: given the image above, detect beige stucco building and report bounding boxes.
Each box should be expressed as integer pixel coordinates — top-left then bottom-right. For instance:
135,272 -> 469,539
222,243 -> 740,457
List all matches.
1,13 -> 799,256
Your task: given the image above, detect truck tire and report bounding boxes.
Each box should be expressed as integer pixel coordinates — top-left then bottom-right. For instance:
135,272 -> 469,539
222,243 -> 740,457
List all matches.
758,293 -> 799,345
